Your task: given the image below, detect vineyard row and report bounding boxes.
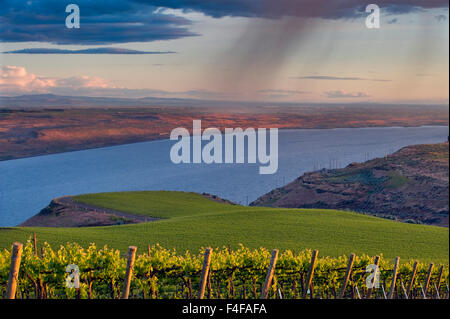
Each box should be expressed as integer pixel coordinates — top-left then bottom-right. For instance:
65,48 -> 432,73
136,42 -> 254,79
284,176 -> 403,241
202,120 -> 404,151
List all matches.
1,235 -> 448,299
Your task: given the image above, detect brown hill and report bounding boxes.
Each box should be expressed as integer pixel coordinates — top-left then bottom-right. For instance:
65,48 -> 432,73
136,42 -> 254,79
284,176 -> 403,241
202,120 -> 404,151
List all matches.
251,143 -> 449,226
19,196 -> 159,227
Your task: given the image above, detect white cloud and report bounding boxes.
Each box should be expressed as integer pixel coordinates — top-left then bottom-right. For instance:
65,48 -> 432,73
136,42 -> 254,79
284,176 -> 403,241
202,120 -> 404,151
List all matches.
0,65 -> 116,95
324,90 -> 370,98
0,65 -> 239,100
0,66 -> 56,93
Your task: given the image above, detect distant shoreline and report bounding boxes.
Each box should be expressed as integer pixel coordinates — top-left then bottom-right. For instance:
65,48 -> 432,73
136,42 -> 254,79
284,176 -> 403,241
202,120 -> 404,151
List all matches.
1,124 -> 448,162
1,104 -> 448,162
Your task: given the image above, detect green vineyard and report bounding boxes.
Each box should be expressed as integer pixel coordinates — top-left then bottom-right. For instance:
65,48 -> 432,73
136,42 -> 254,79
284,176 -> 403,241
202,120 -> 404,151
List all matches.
1,238 -> 448,299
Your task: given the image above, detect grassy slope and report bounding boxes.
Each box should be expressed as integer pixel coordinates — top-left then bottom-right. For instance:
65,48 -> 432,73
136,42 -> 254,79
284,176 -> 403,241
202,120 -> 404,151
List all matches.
0,191 -> 448,262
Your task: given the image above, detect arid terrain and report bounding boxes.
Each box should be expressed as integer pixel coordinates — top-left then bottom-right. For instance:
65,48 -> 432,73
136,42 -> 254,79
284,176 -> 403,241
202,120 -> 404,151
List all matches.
1,97 -> 448,161
19,196 -> 160,227
252,143 -> 449,226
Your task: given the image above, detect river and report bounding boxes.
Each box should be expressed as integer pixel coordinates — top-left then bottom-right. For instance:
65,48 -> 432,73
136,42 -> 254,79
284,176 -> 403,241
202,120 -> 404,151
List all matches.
0,126 -> 447,226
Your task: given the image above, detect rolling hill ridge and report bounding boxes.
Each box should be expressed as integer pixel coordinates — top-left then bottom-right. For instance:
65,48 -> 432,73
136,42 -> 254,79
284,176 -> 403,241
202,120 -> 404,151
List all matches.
252,143 -> 449,226
0,191 -> 448,262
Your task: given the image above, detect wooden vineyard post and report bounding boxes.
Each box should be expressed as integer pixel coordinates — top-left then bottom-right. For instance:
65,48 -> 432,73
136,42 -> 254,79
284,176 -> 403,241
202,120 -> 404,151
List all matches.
381,284 -> 387,299
401,282 -> 408,299
198,247 -> 213,299
339,253 -> 355,299
406,261 -> 418,299
121,246 -> 137,299
302,250 -> 319,299
261,249 -> 279,299
424,263 -> 434,297
434,283 -> 441,299
6,242 -> 24,299
436,265 -> 444,292
388,257 -> 400,299
33,233 -> 38,257
366,255 -> 380,299
148,244 -> 151,257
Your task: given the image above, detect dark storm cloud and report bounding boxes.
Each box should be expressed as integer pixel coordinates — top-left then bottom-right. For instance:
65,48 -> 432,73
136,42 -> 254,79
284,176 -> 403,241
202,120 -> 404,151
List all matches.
1,1 -> 447,45
0,0 -> 197,44
135,0 -> 449,19
3,48 -> 176,54
298,76 -> 391,82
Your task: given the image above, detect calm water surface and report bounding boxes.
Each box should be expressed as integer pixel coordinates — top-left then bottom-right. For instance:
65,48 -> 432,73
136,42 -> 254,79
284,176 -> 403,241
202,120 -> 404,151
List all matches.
0,126 -> 448,226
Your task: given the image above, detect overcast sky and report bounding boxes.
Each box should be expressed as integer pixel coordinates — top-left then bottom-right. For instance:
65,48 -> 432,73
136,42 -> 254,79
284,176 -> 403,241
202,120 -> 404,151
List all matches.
0,0 -> 448,104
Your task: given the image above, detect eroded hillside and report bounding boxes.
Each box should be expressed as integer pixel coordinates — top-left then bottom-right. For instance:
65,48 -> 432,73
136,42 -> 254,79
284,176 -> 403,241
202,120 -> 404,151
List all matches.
252,143 -> 449,226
